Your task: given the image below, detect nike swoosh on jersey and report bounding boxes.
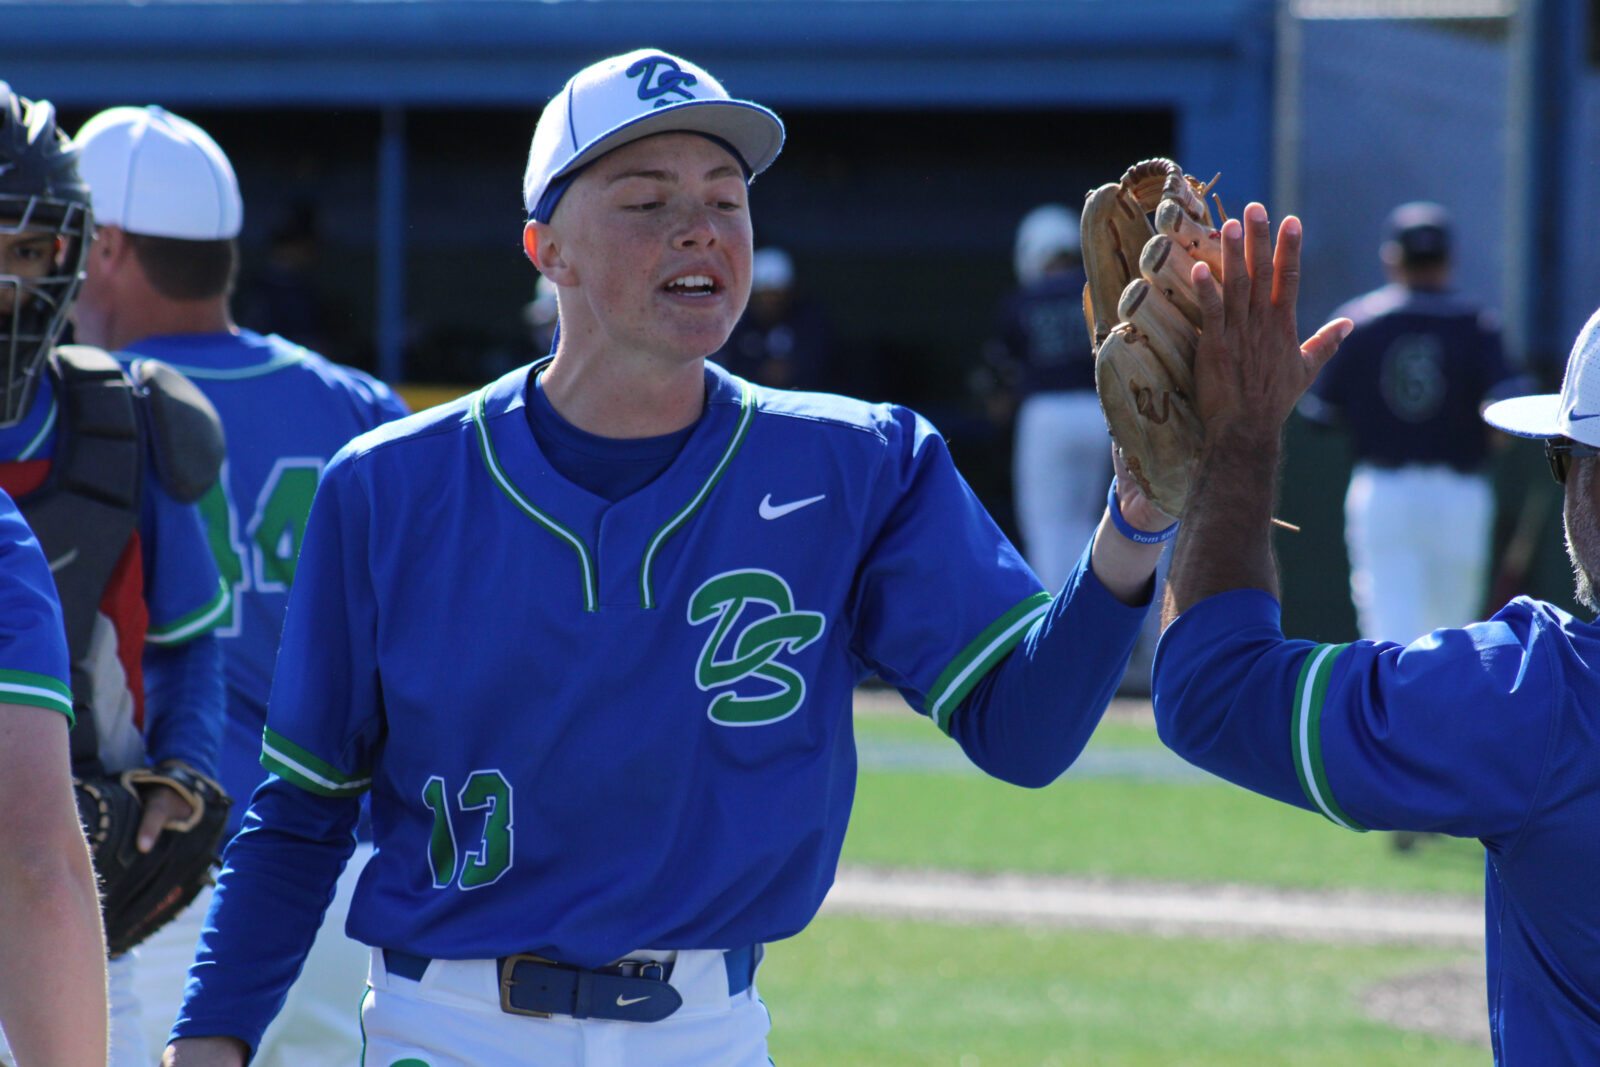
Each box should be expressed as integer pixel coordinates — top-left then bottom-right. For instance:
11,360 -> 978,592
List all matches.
616,994 -> 651,1006
759,493 -> 826,520
47,547 -> 78,573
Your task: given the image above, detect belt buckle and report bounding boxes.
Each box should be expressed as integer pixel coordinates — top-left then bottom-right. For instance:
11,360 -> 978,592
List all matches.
498,953 -> 555,1018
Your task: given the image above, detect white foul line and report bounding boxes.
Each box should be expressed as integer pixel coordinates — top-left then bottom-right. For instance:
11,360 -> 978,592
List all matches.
822,866 -> 1481,946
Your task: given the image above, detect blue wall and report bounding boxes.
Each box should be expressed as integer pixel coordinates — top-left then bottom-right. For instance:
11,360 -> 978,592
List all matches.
5,0 -> 1280,382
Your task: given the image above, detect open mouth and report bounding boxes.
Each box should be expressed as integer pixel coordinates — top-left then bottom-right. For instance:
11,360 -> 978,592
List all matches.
663,274 -> 718,297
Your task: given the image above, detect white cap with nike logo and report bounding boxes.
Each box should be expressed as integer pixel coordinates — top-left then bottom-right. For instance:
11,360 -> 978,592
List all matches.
1484,306 -> 1600,447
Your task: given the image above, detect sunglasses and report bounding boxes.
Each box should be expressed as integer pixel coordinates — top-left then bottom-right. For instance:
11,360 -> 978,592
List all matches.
1545,437 -> 1600,485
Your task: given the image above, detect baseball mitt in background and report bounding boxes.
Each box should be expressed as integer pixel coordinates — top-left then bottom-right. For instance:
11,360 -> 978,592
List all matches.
75,761 -> 232,957
1081,158 -> 1224,518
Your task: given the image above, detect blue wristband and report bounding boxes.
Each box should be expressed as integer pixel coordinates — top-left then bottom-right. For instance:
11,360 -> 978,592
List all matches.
1107,479 -> 1179,545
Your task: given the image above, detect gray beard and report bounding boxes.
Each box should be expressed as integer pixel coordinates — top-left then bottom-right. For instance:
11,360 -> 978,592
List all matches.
1575,565 -> 1598,612
1565,515 -> 1600,612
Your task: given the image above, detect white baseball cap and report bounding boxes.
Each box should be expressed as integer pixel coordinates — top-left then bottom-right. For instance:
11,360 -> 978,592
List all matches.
523,49 -> 784,222
1483,306 -> 1600,447
74,105 -> 242,241
1014,204 -> 1081,285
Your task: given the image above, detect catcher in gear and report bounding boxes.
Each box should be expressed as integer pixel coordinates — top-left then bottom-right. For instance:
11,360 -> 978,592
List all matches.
0,83 -> 230,1067
1081,158 -> 1225,520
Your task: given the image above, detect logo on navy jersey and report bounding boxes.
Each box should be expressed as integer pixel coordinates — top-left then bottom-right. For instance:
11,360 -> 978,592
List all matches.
626,56 -> 700,109
1380,334 -> 1446,423
688,569 -> 825,726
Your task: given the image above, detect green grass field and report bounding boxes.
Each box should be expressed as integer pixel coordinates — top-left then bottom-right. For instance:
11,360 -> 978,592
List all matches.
846,706 -> 1485,896
750,700 -> 1489,1063
761,917 -> 1482,1067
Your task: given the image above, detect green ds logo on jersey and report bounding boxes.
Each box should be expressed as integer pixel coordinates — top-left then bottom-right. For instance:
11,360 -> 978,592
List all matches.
688,569 -> 825,725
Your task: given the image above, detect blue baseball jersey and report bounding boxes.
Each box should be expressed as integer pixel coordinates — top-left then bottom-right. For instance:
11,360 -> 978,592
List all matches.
0,486 -> 72,722
1154,589 -> 1600,1063
117,330 -> 408,833
175,360 -> 1154,1048
268,360 -> 1051,959
1300,284 -> 1517,472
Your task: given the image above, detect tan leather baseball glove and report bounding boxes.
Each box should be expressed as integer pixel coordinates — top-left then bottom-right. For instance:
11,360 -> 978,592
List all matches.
1081,158 -> 1224,518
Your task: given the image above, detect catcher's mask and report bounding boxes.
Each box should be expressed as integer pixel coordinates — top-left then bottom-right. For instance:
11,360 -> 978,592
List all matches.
0,83 -> 92,429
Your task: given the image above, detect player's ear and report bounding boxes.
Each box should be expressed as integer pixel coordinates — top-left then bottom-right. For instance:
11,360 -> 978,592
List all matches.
525,221 -> 573,284
92,225 -> 131,267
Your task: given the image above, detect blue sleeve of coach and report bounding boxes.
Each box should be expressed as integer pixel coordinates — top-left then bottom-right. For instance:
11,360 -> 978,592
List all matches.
170,777 -> 360,1053
948,539 -> 1151,787
1153,589 -> 1553,840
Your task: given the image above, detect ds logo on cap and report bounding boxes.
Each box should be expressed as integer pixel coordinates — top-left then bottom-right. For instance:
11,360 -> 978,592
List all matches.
628,57 -> 699,107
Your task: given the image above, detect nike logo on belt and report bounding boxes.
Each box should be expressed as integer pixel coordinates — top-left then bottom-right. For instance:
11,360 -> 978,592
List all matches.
759,493 -> 826,520
615,994 -> 651,1006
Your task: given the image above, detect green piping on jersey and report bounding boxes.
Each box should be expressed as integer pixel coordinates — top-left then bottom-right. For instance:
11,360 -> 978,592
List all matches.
471,388 -> 598,612
0,669 -> 73,723
261,727 -> 373,797
144,348 -> 310,381
638,379 -> 754,609
927,591 -> 1054,734
1291,642 -> 1366,831
145,578 -> 232,645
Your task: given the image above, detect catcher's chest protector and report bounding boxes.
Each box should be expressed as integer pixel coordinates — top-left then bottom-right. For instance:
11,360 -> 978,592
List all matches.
17,346 -> 144,771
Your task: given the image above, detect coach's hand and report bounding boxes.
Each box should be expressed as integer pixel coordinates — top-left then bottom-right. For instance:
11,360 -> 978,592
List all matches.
162,1035 -> 250,1067
1189,203 -> 1350,442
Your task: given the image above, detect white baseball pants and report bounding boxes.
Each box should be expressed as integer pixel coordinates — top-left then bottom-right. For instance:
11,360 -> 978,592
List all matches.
1012,390 -> 1111,592
1345,463 -> 1494,643
361,946 -> 771,1067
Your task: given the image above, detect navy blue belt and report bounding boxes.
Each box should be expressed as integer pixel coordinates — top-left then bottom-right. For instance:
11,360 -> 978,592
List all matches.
383,945 -> 759,1024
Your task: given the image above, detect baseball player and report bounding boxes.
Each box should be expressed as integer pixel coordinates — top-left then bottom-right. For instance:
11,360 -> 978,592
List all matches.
0,486 -> 108,1066
1299,202 -> 1521,641
991,204 -> 1107,592
70,105 -> 410,1065
1156,202 -> 1600,1062
163,49 -> 1171,1067
0,84 -> 229,1067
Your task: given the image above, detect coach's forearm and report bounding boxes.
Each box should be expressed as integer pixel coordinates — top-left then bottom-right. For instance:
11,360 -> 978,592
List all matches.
1163,421 -> 1283,628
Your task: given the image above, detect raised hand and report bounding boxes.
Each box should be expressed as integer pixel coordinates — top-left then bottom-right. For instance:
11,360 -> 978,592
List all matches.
1190,202 -> 1351,440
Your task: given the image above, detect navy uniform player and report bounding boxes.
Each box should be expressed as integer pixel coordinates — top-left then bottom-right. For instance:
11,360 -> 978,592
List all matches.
0,84 -> 228,1067
1156,202 -> 1600,1062
991,204 -> 1106,592
164,49 -> 1171,1067
71,105 -> 409,1066
1298,202 -> 1519,641
0,487 -> 108,1065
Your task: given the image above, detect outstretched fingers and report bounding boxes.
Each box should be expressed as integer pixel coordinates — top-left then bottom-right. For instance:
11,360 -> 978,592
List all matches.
1271,216 -> 1302,311
1242,203 -> 1274,316
1302,316 -> 1354,375
1218,217 -> 1248,324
